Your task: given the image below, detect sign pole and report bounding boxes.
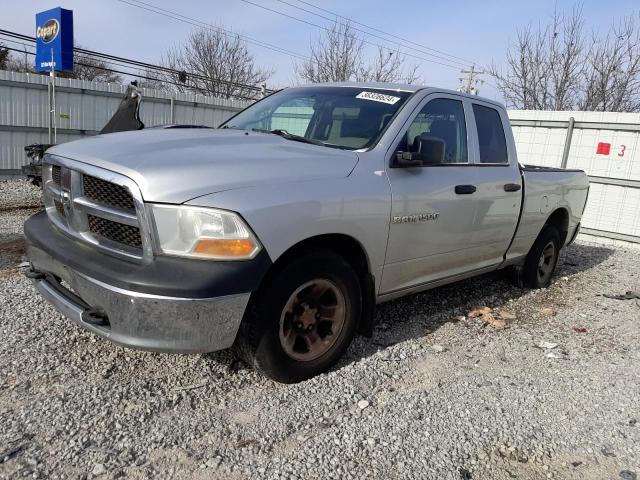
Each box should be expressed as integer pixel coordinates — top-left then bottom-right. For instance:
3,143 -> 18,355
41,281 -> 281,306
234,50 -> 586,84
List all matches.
50,48 -> 57,143
47,72 -> 52,144
37,7 -> 73,143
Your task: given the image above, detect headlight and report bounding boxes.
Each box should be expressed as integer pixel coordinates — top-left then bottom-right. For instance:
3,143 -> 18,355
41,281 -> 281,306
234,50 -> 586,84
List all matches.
150,204 -> 261,260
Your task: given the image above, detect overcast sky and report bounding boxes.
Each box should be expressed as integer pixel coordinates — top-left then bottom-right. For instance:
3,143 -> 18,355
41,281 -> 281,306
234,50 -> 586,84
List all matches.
2,0 -> 639,101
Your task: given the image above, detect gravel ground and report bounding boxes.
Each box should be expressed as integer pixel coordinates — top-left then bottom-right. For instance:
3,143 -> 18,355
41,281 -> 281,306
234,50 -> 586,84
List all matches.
1,180 -> 639,480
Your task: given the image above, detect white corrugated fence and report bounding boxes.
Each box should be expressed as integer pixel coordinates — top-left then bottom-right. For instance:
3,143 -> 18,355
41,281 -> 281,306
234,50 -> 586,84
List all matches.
0,70 -> 250,172
509,110 -> 640,243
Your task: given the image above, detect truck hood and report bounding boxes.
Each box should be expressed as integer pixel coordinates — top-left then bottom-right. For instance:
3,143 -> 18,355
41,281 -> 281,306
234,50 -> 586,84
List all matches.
48,128 -> 359,203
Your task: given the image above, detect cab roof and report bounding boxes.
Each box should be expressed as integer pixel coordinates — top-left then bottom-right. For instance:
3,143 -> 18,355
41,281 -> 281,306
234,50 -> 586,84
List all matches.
289,81 -> 505,108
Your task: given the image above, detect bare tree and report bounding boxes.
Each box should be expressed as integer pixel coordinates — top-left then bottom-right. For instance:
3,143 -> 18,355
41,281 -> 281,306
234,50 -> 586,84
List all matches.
0,43 -> 9,70
491,6 -> 640,112
547,8 -> 585,110
296,21 -> 365,83
296,22 -> 421,84
3,46 -> 32,73
0,42 -> 121,82
71,51 -> 122,83
360,47 -> 420,84
581,16 -> 640,112
57,47 -> 122,83
490,7 -> 585,110
160,27 -> 272,99
135,68 -> 172,91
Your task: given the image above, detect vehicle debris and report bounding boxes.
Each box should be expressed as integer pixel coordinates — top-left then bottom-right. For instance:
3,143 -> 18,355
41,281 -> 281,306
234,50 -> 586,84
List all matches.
604,291 -> 640,300
537,341 -> 559,350
498,310 -> 517,320
468,307 -> 493,318
573,326 -> 587,333
468,307 -> 510,330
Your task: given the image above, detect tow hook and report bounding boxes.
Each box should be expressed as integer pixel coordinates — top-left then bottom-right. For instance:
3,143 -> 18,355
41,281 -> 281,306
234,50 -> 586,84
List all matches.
81,309 -> 110,327
25,268 -> 45,280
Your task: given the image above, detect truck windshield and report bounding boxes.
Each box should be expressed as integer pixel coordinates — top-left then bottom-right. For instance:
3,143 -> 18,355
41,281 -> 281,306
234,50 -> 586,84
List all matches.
221,86 -> 413,150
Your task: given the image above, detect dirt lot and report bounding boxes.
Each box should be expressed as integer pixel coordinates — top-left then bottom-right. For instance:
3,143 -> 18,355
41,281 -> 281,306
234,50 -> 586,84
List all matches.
1,180 -> 639,480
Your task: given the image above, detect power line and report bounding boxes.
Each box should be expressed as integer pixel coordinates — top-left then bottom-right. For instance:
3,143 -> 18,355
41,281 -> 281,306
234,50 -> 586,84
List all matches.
0,44 -> 261,101
290,0 -> 477,66
0,29 -> 273,97
238,0 -> 464,70
0,29 -> 270,92
115,0 -> 310,62
273,0 -> 471,68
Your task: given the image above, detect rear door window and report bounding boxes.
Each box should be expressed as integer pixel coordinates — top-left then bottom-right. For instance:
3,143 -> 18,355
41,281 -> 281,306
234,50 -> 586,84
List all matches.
472,104 -> 508,164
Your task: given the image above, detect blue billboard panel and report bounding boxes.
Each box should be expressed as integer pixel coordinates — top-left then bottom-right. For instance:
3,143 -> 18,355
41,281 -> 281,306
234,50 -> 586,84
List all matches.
35,7 -> 74,72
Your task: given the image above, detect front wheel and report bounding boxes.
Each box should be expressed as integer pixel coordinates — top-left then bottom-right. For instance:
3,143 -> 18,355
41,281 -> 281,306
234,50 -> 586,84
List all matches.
236,251 -> 361,383
515,225 -> 561,289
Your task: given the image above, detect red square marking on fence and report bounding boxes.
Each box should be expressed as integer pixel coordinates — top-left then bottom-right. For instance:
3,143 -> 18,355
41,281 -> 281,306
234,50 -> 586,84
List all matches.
596,142 -> 611,155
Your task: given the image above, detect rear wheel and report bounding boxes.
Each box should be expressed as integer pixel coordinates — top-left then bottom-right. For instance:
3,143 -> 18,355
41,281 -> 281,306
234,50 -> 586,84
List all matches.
236,251 -> 361,383
514,225 -> 561,288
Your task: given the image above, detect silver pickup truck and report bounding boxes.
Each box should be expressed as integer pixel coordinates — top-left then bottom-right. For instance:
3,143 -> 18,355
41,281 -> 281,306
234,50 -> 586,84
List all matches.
25,82 -> 589,382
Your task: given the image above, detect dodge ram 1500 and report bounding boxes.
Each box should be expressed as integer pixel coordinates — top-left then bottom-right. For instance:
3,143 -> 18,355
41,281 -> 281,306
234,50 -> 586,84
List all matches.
25,82 -> 589,382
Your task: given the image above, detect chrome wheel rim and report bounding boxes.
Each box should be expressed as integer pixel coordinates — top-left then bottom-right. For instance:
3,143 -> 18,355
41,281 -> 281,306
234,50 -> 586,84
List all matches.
279,279 -> 346,362
537,241 -> 557,284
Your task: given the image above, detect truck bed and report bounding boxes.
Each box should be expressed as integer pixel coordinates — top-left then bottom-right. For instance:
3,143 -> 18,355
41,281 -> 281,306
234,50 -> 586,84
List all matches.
505,164 -> 589,262
521,164 -> 584,173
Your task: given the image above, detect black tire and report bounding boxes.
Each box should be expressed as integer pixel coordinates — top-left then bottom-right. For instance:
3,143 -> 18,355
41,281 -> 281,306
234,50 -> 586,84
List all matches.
515,225 -> 561,289
236,250 -> 361,383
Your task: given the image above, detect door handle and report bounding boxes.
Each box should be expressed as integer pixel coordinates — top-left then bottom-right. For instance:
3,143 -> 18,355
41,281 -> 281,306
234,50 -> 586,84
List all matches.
455,184 -> 476,195
504,183 -> 522,192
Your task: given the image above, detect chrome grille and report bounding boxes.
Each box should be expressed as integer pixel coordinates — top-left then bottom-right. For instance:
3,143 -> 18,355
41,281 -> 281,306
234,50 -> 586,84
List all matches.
83,175 -> 135,212
42,156 -> 151,262
52,165 -> 61,186
87,215 -> 142,248
54,200 -> 66,218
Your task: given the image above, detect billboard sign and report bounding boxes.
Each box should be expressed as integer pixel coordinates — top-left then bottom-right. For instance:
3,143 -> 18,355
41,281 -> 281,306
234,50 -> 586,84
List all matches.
35,7 -> 74,72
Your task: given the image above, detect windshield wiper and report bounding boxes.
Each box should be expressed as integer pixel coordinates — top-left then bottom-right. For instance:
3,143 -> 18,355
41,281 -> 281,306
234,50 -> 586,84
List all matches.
251,128 -> 325,146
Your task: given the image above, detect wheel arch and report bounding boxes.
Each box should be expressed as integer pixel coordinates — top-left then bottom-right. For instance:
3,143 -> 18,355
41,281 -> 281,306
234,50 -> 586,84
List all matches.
257,233 -> 376,337
544,208 -> 570,246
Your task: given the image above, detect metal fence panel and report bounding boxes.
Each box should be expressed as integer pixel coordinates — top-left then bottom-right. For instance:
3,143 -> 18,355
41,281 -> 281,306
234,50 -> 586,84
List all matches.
0,70 -> 250,171
509,109 -> 640,243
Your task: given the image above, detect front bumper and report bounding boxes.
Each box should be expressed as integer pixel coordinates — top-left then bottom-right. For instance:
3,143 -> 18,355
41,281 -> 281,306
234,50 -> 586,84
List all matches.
25,211 -> 271,353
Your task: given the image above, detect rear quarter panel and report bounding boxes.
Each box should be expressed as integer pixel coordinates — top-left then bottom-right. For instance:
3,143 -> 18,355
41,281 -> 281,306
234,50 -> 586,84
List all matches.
507,168 -> 589,261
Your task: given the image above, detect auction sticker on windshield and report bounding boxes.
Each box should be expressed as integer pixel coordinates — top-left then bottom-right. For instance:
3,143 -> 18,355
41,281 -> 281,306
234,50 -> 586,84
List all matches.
356,91 -> 401,105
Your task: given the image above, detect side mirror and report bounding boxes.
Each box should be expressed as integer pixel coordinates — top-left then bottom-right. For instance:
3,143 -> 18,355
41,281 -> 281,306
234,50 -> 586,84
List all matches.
415,135 -> 445,165
392,135 -> 446,168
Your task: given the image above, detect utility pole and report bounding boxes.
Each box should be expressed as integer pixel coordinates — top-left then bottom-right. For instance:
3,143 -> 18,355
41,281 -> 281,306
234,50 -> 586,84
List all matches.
458,65 -> 484,95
